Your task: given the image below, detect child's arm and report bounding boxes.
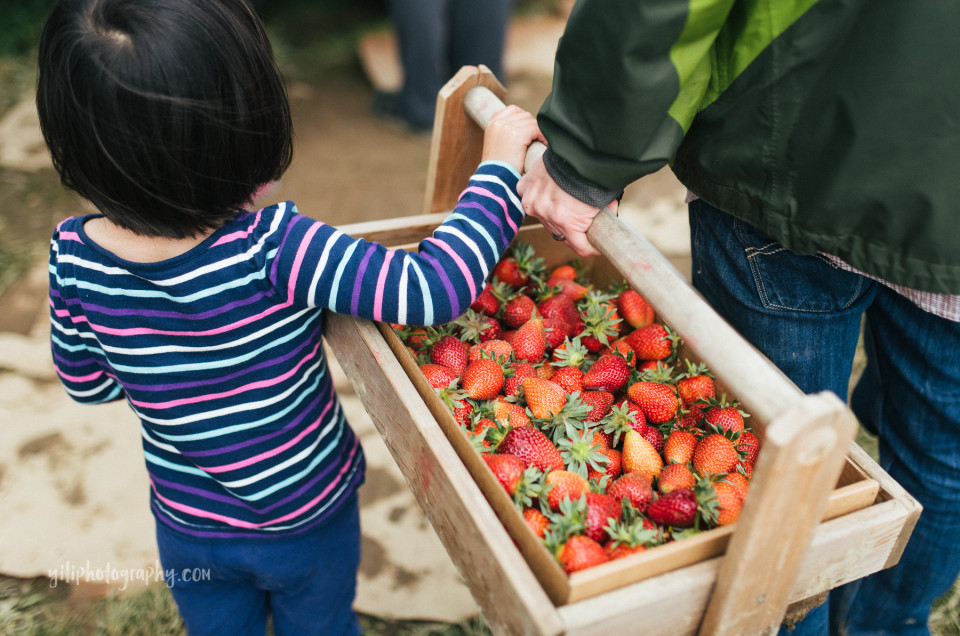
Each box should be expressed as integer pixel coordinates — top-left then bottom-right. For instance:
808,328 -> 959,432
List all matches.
48,230 -> 125,404
270,107 -> 544,326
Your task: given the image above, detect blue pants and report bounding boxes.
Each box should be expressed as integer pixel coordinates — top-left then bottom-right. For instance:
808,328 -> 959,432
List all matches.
388,0 -> 514,129
689,200 -> 960,635
155,493 -> 362,636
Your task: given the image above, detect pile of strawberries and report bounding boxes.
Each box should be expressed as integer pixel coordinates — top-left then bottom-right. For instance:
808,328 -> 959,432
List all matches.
391,242 -> 760,574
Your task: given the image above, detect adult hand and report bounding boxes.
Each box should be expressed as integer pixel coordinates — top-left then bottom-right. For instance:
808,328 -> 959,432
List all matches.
517,156 -> 616,257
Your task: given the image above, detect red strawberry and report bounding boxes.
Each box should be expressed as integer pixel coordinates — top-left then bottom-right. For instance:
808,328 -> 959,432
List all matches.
497,426 -> 563,473
558,535 -> 610,573
551,366 -> 584,394
692,433 -> 740,475
628,381 -> 681,424
512,316 -> 546,363
545,469 -> 589,510
581,391 -> 614,422
521,377 -> 567,420
613,399 -> 646,432
429,334 -> 469,376
468,339 -> 513,363
625,323 -> 678,361
482,453 -> 527,496
737,430 -> 760,466
663,429 -> 698,465
550,277 -> 590,301
542,316 -> 572,351
582,353 -> 631,393
419,363 -> 458,390
492,257 -> 528,288
523,507 -> 551,539
470,283 -> 500,316
549,264 -> 578,280
638,424 -> 664,454
538,293 -> 580,326
713,481 -> 743,526
606,472 -> 654,512
724,471 -> 751,503
704,400 -> 748,436
493,398 -> 532,428
502,294 -> 538,329
462,358 -> 504,400
676,361 -> 716,406
646,488 -> 698,528
584,492 -> 622,543
588,447 -> 622,482
617,289 -> 654,329
504,362 -> 537,398
657,463 -> 697,494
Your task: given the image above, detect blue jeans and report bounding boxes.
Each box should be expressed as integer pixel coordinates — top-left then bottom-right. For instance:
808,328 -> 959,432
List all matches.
689,200 -> 960,635
155,493 -> 362,636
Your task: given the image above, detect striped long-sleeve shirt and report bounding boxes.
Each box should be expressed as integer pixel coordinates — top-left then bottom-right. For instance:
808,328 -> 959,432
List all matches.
48,161 -> 524,539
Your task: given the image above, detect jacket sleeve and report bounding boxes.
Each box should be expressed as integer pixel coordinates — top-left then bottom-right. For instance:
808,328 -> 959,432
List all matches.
539,0 -> 736,206
271,161 -> 526,326
48,235 -> 125,404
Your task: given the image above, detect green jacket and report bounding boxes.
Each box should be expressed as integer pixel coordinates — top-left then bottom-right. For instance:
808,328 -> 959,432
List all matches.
539,0 -> 960,294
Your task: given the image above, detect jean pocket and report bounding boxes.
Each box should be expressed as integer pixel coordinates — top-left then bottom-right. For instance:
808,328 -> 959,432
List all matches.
734,220 -> 865,313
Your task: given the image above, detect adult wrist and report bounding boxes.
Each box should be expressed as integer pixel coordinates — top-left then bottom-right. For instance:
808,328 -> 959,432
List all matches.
542,146 -> 623,209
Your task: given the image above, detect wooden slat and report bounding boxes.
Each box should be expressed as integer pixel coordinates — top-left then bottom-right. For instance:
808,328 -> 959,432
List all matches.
423,66 -> 507,215
323,313 -> 564,636
698,393 -> 857,635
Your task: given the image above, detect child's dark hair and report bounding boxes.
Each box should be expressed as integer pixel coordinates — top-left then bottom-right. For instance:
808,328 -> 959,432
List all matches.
36,0 -> 293,239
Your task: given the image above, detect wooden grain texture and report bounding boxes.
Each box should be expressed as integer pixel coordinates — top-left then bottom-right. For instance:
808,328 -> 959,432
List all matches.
698,393 -> 857,635
423,65 -> 506,215
323,312 -> 564,636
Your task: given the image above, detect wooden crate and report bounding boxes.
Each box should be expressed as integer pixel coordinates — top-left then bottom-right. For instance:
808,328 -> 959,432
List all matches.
323,67 -> 921,635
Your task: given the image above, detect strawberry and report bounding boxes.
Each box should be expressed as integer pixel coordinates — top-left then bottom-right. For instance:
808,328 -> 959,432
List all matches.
603,338 -> 636,366
737,430 -> 760,466
616,288 -> 655,329
704,397 -> 748,435
492,258 -> 528,289
497,425 -> 563,473
713,480 -> 743,526
579,304 -> 622,353
724,470 -> 751,503
692,433 -> 740,475
625,323 -> 679,362
536,363 -> 556,380
676,360 -> 716,406
538,293 -> 580,326
501,293 -> 538,329
462,358 -> 505,400
606,472 -> 654,512
493,398 -> 531,428
419,363 -> 459,390
548,263 -> 578,281
581,391 -> 614,422
468,339 -> 513,363
550,277 -> 590,301
646,488 -> 699,528
522,507 -> 551,539
583,492 -> 622,543
482,453 -> 527,496
454,308 -> 502,344
521,377 -> 567,420
663,429 -> 698,465
557,535 -> 610,573
622,430 -> 664,482
472,418 -> 498,448
551,366 -> 584,394
581,353 -> 631,393
600,401 -> 645,448
657,462 -> 697,494
545,470 -> 589,510
638,423 -> 664,454
493,242 -> 544,289
542,316 -> 572,351
504,362 -> 537,398
588,447 -> 622,482
469,283 -> 500,316
512,316 -> 546,363
557,426 -> 610,478
429,334 -> 469,376
628,380 -> 681,424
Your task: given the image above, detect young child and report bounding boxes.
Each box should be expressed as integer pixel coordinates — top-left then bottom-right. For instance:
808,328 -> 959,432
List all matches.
36,1 -> 542,634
